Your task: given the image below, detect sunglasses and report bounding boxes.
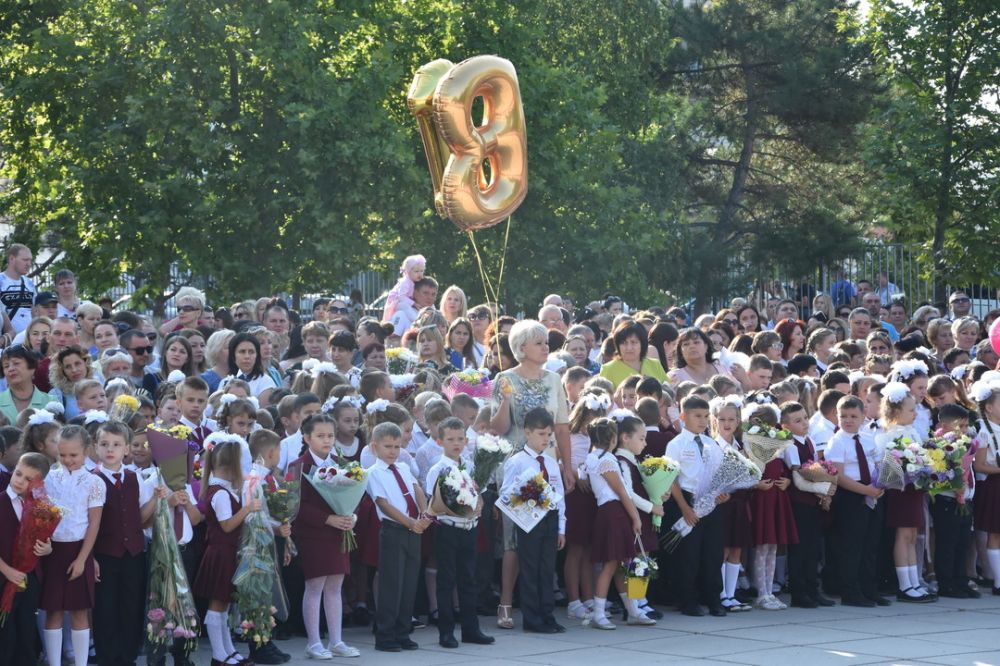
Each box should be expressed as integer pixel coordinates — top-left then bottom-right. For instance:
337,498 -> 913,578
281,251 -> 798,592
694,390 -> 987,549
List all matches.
129,345 -> 154,355
723,318 -> 738,326
145,333 -> 157,341
177,305 -> 201,313
102,347 -> 129,358
234,311 -> 250,319
329,307 -> 349,315
951,297 -> 971,304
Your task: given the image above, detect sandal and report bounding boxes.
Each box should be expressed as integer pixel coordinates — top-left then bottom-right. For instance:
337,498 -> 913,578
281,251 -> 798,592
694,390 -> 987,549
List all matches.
496,604 -> 514,629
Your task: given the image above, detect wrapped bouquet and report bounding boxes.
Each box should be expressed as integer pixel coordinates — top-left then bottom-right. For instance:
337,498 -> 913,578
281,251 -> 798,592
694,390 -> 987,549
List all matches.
429,465 -> 479,518
472,433 -> 513,488
305,462 -> 368,552
231,475 -> 279,646
740,420 -> 793,470
443,368 -> 492,401
638,455 -> 680,528
109,393 -> 141,423
0,479 -> 62,626
661,448 -> 761,552
496,468 -> 561,533
796,459 -> 839,484
147,424 -> 197,490
385,347 -> 418,375
916,430 -> 976,504
867,444 -> 908,509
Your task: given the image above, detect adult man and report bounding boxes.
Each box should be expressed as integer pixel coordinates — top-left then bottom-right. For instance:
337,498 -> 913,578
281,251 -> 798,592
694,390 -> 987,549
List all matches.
34,316 -> 79,391
848,307 -> 873,342
54,268 -> 80,319
121,328 -> 159,397
33,292 -> 59,320
947,290 -> 972,321
264,300 -> 290,336
875,272 -> 901,306
390,277 -> 438,334
0,243 -> 36,334
830,270 -> 855,308
861,291 -> 899,342
538,305 -> 568,334
887,301 -> 908,333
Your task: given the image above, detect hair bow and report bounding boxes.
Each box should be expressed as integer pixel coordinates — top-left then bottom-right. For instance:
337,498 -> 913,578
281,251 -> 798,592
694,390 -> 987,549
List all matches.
608,408 -> 634,422
583,393 -> 612,412
708,394 -> 742,416
44,401 -> 65,416
204,431 -> 247,452
882,381 -> 911,405
84,410 -> 109,425
27,410 -> 56,426
166,369 -> 186,383
366,399 -> 390,414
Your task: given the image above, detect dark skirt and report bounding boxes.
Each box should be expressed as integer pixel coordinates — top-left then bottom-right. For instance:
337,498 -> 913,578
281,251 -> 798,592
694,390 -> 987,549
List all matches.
975,474 -> 1000,534
886,485 -> 926,529
354,494 -> 381,568
565,487 -> 598,547
724,489 -> 754,549
193,542 -> 237,602
591,500 -> 637,563
297,533 -> 351,579
41,540 -> 96,612
751,487 -> 799,546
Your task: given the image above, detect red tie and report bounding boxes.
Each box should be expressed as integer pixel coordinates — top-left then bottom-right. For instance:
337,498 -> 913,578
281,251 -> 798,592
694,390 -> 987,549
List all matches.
113,472 -> 122,491
536,455 -> 549,483
389,464 -> 418,519
854,435 -> 871,485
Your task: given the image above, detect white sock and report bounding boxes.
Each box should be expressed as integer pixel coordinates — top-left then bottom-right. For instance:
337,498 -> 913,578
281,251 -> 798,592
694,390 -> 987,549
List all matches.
988,550 -> 1000,589
568,600 -> 583,612
896,567 -> 913,592
724,562 -> 740,599
219,609 -> 237,657
592,597 -> 606,619
583,598 -> 594,610
205,611 -> 229,662
638,597 -> 650,608
70,629 -> 89,666
908,565 -> 924,592
624,594 -> 642,618
44,629 -> 62,666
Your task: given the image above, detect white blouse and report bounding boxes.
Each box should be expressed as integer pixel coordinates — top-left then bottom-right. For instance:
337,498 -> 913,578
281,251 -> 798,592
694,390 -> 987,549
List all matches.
585,449 -> 626,506
208,475 -> 240,521
569,432 -> 591,471
46,466 -> 106,542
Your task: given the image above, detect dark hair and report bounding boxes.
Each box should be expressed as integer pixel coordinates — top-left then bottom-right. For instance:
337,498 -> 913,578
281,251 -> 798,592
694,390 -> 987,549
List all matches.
523,406 -> 554,431
674,328 -> 715,368
818,389 -> 846,417
227,332 -> 263,379
611,321 -> 649,362
635,397 -> 660,427
216,398 -> 258,431
437,416 -> 465,439
0,344 -> 40,372
938,403 -> 970,424
159,334 -> 195,378
329,330 -> 358,351
820,370 -> 850,391
837,395 -> 865,412
787,353 -> 817,376
681,395 -> 710,412
779,401 -> 806,422
636,376 -> 663,400
648,322 -> 679,374
358,319 -> 394,344
616,415 -> 644,443
587,416 -> 617,450
17,451 -> 51,477
359,371 -> 390,404
362,342 -> 386,360
301,412 -> 336,436
735,304 -> 762,333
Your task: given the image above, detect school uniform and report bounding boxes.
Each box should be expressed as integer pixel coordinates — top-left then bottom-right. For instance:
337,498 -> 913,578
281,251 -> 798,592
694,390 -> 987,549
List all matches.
587,449 -> 637,563
408,423 -> 429,456
0,464 -> 10,492
642,424 -> 677,459
92,466 -> 153,666
0,486 -> 42,666
719,437 -> 753,550
974,420 -> 1000,534
932,452 -> 975,597
786,436 -> 825,603
876,425 -> 926,529
179,416 -> 213,451
564,433 -> 596,547
292,451 -> 351,580
192,476 -> 242,602
500,448 -> 565,631
664,429 -> 725,613
416,439 -> 445,488
424,456 -> 485,642
825,428 -> 884,604
808,413 -> 837,456
616,449 -> 657,552
42,465 -> 105,612
367,458 -> 422,646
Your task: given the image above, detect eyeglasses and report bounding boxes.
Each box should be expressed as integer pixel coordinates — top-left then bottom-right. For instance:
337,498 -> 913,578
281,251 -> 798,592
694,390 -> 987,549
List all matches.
234,311 -> 250,319
770,342 -> 784,350
129,346 -> 154,355
722,318 -> 738,326
177,305 -> 201,313
145,333 -> 157,341
468,313 -> 490,321
329,307 -> 349,315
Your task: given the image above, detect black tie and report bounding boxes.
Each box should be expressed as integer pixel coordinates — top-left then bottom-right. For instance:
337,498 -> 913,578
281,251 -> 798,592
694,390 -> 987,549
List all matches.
694,435 -> 704,456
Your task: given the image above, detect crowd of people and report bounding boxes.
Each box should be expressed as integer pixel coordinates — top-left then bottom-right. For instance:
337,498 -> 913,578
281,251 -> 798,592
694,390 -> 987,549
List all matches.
1,244 -> 1000,666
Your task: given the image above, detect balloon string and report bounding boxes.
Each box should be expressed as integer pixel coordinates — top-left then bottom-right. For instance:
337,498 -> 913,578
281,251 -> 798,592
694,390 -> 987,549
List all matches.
466,216 -> 512,372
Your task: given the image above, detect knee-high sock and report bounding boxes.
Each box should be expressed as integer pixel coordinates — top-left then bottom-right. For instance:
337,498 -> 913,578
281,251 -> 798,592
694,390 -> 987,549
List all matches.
44,629 -> 62,666
723,562 -> 740,599
324,575 -> 345,647
204,611 -> 229,662
754,548 -> 769,597
70,629 -> 89,666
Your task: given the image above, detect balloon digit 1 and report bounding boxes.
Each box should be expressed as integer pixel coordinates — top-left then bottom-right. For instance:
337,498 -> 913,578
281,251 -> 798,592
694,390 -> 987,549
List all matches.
406,56 -> 528,232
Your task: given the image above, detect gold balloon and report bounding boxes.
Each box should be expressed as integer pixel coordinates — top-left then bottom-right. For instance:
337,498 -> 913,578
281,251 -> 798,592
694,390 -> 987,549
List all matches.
406,55 -> 528,231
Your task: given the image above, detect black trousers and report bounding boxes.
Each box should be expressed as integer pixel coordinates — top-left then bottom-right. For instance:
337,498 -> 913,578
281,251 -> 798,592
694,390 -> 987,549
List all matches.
0,571 -> 40,666
789,501 -> 823,599
834,490 -> 883,599
930,496 -> 972,592
475,489 -> 498,605
375,521 -> 421,644
94,551 -> 146,666
434,523 -> 481,638
664,492 -> 723,608
516,511 -> 558,628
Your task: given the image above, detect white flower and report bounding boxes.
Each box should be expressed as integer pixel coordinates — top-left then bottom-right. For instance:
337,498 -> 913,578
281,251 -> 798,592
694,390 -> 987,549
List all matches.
747,425 -> 761,435
882,382 -> 910,405
389,373 -> 416,388
477,433 -> 513,454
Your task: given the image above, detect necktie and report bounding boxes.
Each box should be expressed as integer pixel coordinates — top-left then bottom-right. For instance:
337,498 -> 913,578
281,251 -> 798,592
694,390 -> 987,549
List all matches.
694,435 -> 705,457
389,464 -> 419,519
113,472 -> 122,491
854,434 -> 871,485
536,455 -> 549,483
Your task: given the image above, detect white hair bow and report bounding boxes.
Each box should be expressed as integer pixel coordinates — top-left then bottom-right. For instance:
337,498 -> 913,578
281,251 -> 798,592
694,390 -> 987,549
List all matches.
204,431 -> 248,452
44,401 -> 65,416
84,410 -> 109,425
709,394 -> 742,416
582,393 -> 612,412
366,399 -> 390,414
882,381 -> 911,404
27,410 -> 56,426
167,370 -> 186,383
608,408 -> 634,422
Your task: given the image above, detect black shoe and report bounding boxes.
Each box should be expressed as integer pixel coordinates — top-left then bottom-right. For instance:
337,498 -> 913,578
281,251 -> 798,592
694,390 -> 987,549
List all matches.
937,586 -> 970,599
992,587 -> 1000,596
375,641 -> 402,653
523,623 -> 559,634
250,641 -> 286,665
841,596 -> 875,608
868,595 -> 892,606
642,607 -> 664,620
428,609 -> 440,625
966,586 -> 982,599
791,596 -> 818,609
896,589 -> 933,603
811,594 -> 836,607
707,605 -> 727,617
462,630 -> 496,645
172,658 -> 197,666
399,638 -> 418,651
271,625 -> 291,641
548,622 -> 566,633
680,604 -> 705,617
439,635 -> 459,649
411,616 -> 426,630
352,605 -> 371,626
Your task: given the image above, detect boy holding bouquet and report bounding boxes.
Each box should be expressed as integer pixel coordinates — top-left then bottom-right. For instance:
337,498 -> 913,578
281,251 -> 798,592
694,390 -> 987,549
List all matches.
500,408 -> 566,633
424,417 -> 494,648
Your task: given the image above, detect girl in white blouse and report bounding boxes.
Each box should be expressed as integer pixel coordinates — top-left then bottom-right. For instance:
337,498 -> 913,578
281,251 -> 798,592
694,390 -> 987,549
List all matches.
41,425 -> 105,666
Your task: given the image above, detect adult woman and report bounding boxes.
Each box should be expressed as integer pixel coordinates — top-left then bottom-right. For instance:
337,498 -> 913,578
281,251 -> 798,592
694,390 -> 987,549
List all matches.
0,345 -> 51,423
598,321 -> 668,389
227,332 -> 277,405
951,316 -> 980,355
248,325 -> 285,390
93,320 -> 120,360
811,293 -> 834,322
49,344 -> 92,418
489,320 -> 573,629
54,268 -> 80,319
774,319 -> 806,363
806,328 -> 837,372
176,328 -> 209,373
446,317 -> 476,370
866,331 -> 893,358
413,308 -> 448,340
362,343 -> 387,372
827,317 -> 849,343
910,306 -> 940,334
355,319 -> 393,365
483,334 -> 516,376
439,285 -> 468,325
667,327 -> 734,387
231,301 -> 254,323
328,330 -> 363,388
751,330 -> 784,363
75,301 -> 103,357
927,318 -> 955,366
201,329 -> 235,392
467,304 -> 492,364
709,322 -> 736,350
416,325 -> 456,375
159,287 -> 205,337
485,316 -> 517,354
563,335 -> 599,374
156,334 -> 195,381
23,317 -> 52,356
735,304 -> 763,334
98,348 -> 133,384
648,321 -> 679,374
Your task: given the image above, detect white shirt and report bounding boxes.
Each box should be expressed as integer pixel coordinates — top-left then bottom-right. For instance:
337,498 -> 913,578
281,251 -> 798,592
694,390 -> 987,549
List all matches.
5,485 -> 22,521
239,373 -> 278,398
782,437 -> 804,468
416,439 -> 444,488
616,449 -> 654,514
666,428 -> 722,493
46,465 -> 106,542
57,302 -> 78,320
473,341 -> 486,366
586,449 -> 626,506
337,437 -> 360,460
825,429 -> 878,483
168,482 -> 197,545
408,423 -> 428,455
366,458 -> 420,523
278,431 -> 303,473
874,423 -> 923,458
808,413 -> 838,454
208,475 -> 240,521
976,419 -> 1000,479
98,465 -> 155,506
360,444 -> 418,479
389,304 -> 418,338
569,432 -> 590,471
0,273 -> 36,333
500,448 -> 566,534
425,456 -> 478,529
914,404 -> 932,440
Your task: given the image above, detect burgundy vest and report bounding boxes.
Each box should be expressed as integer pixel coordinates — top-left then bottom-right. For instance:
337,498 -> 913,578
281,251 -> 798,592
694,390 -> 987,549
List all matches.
204,484 -> 241,552
789,437 -> 819,506
92,469 -> 144,557
0,469 -> 10,493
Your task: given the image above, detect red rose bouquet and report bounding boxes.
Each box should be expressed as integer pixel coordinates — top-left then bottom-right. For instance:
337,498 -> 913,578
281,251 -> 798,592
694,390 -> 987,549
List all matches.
0,479 -> 62,626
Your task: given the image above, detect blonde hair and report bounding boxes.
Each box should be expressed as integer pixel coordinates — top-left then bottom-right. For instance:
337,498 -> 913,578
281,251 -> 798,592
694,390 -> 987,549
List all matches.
416,325 -> 448,367
439,285 -> 468,321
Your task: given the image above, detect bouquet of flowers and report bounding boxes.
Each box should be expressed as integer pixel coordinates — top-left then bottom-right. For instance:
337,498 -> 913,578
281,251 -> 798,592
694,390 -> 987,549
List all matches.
147,424 -> 197,491
916,430 -> 975,504
796,459 -> 839,484
146,470 -> 199,651
265,459 -> 302,560
867,445 -> 908,509
472,433 -> 513,488
638,455 -> 680,528
740,420 -> 793,470
305,462 -> 368,552
429,465 -> 479,518
661,448 -> 761,552
109,393 -> 141,423
231,475 -> 279,646
385,347 -> 418,375
496,468 -> 561,533
620,540 -> 658,599
0,480 -> 62,626
443,368 -> 492,401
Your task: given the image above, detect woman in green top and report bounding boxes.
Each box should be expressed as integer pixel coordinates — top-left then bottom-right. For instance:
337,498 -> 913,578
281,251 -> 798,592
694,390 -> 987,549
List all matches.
0,344 -> 52,423
598,320 -> 668,389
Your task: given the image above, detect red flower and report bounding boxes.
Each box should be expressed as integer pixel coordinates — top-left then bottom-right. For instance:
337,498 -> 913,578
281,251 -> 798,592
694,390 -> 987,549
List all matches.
0,480 -> 62,625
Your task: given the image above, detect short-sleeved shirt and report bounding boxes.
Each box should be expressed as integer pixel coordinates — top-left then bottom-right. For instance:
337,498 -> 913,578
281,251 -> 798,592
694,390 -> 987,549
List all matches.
0,273 -> 36,333
665,429 -> 722,493
46,465 -> 106,542
599,358 -> 667,390
491,368 -> 569,453
585,449 -> 626,506
825,429 -> 878,483
366,458 -> 419,523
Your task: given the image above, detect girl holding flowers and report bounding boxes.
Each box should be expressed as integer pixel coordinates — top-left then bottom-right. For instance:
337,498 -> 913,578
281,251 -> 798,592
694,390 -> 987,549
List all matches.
711,395 -> 753,612
972,378 -> 1000,596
